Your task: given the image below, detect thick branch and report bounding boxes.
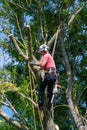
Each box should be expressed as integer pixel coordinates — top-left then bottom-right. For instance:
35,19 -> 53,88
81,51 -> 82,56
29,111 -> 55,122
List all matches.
9,34 -> 29,61
60,26 -> 85,130
59,28 -> 85,130
9,34 -> 37,80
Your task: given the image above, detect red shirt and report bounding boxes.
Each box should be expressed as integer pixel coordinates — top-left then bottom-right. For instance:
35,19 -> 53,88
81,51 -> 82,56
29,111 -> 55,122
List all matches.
41,53 -> 56,70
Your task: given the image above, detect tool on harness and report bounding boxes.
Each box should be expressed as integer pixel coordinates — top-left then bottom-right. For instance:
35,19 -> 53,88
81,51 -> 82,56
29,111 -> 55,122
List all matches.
51,85 -> 61,104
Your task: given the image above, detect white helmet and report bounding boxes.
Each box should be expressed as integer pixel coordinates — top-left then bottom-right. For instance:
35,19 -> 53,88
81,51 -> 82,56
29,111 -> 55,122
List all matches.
39,44 -> 49,52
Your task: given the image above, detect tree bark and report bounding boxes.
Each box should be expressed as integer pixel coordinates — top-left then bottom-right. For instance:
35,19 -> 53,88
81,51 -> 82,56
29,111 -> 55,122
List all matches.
42,93 -> 59,130
60,31 -> 85,130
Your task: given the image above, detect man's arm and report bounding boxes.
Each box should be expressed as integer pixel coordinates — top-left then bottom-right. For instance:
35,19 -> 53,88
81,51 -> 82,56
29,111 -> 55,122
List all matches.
30,60 -> 46,68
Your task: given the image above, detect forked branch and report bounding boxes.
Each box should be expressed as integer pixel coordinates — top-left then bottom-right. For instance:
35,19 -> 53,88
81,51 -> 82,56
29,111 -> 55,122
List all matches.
9,34 -> 29,61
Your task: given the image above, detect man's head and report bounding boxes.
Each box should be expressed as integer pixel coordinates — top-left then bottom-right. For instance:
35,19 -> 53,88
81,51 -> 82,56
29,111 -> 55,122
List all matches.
39,44 -> 49,53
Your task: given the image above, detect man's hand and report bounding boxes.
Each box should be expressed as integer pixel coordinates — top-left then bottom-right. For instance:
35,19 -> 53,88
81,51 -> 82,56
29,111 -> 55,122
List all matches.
30,61 -> 36,65
30,60 -> 43,67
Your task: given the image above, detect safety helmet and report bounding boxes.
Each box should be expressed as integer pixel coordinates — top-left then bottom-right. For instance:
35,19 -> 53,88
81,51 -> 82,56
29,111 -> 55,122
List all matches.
39,44 -> 49,52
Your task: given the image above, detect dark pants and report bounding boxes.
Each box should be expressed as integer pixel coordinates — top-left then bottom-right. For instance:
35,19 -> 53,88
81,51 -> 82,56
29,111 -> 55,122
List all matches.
38,73 -> 56,107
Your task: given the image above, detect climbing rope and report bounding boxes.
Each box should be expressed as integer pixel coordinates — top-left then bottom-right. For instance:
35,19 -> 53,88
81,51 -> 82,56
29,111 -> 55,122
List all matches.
51,30 -> 59,58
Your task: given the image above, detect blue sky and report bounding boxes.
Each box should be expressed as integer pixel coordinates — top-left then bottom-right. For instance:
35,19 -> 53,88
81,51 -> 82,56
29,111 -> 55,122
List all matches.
2,105 -> 14,118
0,29 -> 11,68
0,48 -> 4,68
0,48 -> 12,69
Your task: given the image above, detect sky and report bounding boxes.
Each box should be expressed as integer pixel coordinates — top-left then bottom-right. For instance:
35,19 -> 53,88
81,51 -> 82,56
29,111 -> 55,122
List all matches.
0,30 -> 11,69
0,51 -> 4,68
0,48 -> 12,69
0,21 -> 5,68
2,105 -> 14,118
0,43 -> 4,68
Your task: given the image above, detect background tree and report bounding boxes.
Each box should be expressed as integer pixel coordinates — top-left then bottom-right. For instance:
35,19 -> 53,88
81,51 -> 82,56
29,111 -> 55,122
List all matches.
0,0 -> 87,130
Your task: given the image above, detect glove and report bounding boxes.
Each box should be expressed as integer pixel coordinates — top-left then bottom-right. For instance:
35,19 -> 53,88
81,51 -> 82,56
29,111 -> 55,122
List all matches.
30,61 -> 36,65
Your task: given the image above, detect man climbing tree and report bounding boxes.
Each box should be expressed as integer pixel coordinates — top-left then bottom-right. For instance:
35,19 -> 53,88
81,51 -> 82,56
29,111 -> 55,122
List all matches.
30,44 -> 57,110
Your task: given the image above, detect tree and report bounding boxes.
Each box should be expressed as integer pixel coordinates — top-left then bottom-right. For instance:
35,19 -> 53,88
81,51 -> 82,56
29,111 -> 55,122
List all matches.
0,0 -> 87,130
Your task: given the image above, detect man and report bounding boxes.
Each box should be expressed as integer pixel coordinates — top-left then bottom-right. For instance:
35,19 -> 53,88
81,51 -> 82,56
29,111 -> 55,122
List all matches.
30,44 -> 56,110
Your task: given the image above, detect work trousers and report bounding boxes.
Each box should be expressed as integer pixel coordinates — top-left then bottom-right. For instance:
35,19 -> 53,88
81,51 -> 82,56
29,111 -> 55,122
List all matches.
38,72 -> 56,107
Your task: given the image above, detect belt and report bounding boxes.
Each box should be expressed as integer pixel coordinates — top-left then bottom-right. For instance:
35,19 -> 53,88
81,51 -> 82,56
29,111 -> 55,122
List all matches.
46,68 -> 56,74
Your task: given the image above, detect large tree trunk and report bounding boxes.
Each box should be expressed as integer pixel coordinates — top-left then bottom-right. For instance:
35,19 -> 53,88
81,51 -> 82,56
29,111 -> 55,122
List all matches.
42,96 -> 59,130
60,32 -> 86,130
41,90 -> 59,130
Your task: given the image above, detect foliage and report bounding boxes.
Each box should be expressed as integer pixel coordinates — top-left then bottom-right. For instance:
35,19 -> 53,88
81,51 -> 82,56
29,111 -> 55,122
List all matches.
0,120 -> 17,130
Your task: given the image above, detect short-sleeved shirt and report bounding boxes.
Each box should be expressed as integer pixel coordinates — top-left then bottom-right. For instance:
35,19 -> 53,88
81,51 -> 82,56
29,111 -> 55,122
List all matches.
41,53 -> 56,70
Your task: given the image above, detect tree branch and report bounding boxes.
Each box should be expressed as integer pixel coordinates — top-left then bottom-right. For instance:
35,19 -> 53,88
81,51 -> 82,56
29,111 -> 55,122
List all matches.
2,93 -> 26,123
0,92 -> 38,130
26,25 -> 33,60
18,92 -> 38,108
0,109 -> 29,130
9,0 -> 29,11
59,7 -> 86,129
48,2 -> 87,48
9,34 -> 37,80
77,87 -> 87,105
9,34 -> 29,61
47,22 -> 63,48
15,13 -> 24,42
68,1 -> 87,25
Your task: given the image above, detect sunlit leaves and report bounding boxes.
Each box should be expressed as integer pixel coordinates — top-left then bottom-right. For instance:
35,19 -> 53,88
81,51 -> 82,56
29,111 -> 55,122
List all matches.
0,81 -> 17,93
